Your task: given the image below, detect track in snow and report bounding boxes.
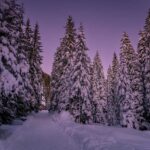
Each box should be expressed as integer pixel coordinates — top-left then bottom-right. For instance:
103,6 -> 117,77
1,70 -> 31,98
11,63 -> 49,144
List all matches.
0,111 -> 150,150
0,111 -> 79,150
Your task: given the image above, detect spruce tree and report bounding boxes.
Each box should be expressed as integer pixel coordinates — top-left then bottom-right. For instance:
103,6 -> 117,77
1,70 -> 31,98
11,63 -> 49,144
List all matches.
24,19 -> 42,111
91,51 -> 107,124
118,32 -> 133,128
118,32 -> 147,129
58,16 -> 76,112
0,0 -> 23,123
137,9 -> 150,126
31,23 -> 43,112
111,53 -> 120,124
50,46 -> 64,111
50,16 -> 76,112
69,24 -> 92,123
0,0 -> 44,123
106,65 -> 113,125
24,19 -> 36,110
107,53 -> 119,125
15,3 -> 32,117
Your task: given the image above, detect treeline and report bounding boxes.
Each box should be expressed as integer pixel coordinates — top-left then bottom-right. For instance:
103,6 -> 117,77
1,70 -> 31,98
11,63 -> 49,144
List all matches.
0,0 -> 43,124
50,10 -> 150,130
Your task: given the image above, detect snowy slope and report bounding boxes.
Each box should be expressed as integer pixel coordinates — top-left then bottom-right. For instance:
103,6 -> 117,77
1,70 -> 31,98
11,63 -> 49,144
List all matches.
0,111 -> 150,150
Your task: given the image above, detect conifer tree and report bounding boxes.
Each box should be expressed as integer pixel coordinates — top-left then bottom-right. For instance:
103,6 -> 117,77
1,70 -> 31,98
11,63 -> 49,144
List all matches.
118,32 -> 133,128
15,3 -> 32,117
0,0 -> 23,123
58,16 -> 77,112
0,0 -> 44,123
50,16 -> 76,112
24,19 -> 44,112
106,65 -> 113,125
91,51 -> 107,124
118,32 -> 147,129
50,46 -> 64,111
69,24 -> 92,123
31,23 -> 43,112
107,53 -> 119,125
24,19 -> 36,110
137,9 -> 150,125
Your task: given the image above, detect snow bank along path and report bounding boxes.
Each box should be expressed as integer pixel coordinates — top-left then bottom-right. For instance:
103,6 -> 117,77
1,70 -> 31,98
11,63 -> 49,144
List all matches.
0,110 -> 150,150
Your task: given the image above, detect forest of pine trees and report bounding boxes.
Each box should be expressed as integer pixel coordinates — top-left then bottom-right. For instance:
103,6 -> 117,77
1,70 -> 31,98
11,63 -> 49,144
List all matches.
50,11 -> 150,130
0,0 -> 43,124
0,0 -> 150,131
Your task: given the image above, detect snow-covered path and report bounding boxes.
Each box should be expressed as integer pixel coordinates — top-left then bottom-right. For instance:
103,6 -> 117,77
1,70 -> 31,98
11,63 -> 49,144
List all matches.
0,111 -> 150,150
1,111 -> 79,150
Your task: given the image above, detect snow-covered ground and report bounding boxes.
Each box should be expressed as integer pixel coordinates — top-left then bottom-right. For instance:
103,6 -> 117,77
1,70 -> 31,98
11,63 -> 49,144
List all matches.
0,111 -> 150,150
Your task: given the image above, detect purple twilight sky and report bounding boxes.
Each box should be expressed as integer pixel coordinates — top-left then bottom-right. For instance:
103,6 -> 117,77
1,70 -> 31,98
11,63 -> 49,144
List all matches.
19,0 -> 150,75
